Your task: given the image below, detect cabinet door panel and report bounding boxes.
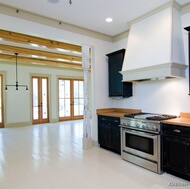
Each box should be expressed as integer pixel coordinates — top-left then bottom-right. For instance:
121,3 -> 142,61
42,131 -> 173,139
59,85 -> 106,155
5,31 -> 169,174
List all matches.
106,49 -> 132,97
111,124 -> 121,152
98,122 -> 110,147
108,53 -> 123,96
98,115 -> 121,154
165,136 -> 190,172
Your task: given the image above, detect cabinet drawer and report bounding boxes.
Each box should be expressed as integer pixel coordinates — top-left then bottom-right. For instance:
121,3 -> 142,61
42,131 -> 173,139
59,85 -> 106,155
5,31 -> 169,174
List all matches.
164,124 -> 190,138
98,115 -> 120,124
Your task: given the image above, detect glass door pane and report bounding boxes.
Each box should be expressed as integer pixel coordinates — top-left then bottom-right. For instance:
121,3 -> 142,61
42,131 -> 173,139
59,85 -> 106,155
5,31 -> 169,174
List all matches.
58,78 -> 84,121
74,80 -> 84,116
0,76 -> 2,123
0,75 -> 3,128
32,77 -> 49,124
59,79 -> 71,119
42,78 -> 48,119
32,78 -> 39,120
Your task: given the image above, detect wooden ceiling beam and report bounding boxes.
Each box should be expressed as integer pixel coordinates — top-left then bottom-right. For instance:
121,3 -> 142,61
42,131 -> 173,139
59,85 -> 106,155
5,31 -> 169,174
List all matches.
0,29 -> 82,52
0,44 -> 82,62
0,54 -> 82,69
0,29 -> 86,70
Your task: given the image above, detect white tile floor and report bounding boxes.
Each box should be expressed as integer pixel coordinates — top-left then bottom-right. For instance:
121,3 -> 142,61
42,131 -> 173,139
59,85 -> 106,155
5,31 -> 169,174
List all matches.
0,120 -> 189,189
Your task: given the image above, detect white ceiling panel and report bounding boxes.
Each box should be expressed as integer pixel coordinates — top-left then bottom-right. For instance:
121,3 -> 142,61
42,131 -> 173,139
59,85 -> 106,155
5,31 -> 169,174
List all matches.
0,0 -> 190,36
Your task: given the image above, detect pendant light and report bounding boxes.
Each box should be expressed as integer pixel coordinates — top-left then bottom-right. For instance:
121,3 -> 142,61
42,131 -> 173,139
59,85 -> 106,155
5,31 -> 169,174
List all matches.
5,53 -> 28,91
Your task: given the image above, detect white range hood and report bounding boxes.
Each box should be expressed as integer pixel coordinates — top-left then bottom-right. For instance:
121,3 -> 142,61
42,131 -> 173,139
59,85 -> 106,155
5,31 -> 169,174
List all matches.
121,4 -> 188,82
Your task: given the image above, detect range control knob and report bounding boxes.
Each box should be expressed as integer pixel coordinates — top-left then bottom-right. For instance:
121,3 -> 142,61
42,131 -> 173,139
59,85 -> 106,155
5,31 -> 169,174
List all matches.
136,123 -> 140,128
152,125 -> 157,130
127,121 -> 131,126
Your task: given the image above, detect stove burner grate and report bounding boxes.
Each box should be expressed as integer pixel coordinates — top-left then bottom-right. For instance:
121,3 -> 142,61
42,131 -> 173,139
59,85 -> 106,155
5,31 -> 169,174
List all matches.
146,115 -> 177,121
124,112 -> 177,121
124,112 -> 148,118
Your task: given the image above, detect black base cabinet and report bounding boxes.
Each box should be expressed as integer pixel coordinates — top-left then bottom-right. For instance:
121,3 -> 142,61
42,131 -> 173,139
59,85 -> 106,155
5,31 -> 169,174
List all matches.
98,115 -> 121,154
163,124 -> 190,181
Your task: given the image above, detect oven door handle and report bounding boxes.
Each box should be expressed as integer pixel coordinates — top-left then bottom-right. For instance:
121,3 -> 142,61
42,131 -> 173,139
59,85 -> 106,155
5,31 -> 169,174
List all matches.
123,129 -> 157,139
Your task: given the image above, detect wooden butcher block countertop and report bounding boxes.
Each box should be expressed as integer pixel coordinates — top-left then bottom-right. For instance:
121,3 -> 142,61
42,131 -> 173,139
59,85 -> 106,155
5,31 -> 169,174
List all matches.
96,108 -> 141,118
163,112 -> 190,127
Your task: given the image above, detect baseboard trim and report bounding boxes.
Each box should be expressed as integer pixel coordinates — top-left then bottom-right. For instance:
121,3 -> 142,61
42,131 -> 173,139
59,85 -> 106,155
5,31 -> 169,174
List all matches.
82,137 -> 93,150
92,140 -> 99,147
5,121 -> 31,128
50,119 -> 59,123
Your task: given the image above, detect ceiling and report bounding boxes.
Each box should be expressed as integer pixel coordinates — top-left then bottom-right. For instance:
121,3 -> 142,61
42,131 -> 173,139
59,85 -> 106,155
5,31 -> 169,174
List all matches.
0,0 -> 190,36
0,0 -> 190,69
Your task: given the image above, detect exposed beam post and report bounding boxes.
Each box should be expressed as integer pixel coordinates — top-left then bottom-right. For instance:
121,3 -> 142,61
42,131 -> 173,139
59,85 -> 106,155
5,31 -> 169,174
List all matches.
82,44 -> 92,150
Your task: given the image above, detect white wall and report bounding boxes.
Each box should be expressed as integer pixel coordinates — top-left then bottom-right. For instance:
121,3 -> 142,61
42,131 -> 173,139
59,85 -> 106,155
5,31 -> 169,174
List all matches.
0,13 -> 113,141
1,64 -> 85,124
1,9 -> 190,142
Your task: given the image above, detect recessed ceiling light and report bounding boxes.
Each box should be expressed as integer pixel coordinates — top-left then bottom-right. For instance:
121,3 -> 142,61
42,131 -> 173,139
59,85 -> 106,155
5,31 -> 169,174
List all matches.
72,60 -> 82,64
31,62 -> 46,66
30,43 -> 39,47
48,0 -> 59,3
72,51 -> 82,55
31,55 -> 39,58
106,18 -> 113,23
57,58 -> 70,62
56,48 -> 70,53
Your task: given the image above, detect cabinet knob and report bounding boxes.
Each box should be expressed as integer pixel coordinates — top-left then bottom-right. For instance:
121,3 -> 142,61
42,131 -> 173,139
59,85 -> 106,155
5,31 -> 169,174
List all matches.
173,129 -> 181,133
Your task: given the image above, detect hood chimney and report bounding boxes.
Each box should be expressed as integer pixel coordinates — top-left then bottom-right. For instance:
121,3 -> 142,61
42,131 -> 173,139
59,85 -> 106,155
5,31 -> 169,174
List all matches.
121,4 -> 188,82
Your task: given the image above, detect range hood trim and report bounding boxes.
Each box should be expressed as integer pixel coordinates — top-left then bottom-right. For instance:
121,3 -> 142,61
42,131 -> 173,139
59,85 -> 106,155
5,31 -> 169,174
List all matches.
120,62 -> 188,82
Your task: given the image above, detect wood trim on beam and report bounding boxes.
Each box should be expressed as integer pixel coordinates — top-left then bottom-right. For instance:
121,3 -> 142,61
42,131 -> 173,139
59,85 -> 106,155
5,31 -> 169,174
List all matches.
0,44 -> 82,62
0,54 -> 82,69
0,29 -> 82,52
0,29 -> 83,70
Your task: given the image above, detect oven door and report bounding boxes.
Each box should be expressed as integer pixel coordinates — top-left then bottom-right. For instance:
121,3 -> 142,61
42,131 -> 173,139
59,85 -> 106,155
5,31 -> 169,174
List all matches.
122,128 -> 158,162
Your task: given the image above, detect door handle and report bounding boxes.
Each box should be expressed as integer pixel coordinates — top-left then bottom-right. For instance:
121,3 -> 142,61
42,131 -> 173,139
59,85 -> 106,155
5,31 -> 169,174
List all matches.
38,103 -> 42,107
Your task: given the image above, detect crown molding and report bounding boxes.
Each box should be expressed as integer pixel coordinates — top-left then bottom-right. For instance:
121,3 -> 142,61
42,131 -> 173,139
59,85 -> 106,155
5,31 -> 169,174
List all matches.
0,3 -> 113,42
112,0 -> 183,42
128,1 -> 182,27
113,30 -> 129,42
181,2 -> 190,15
1,1 -> 190,43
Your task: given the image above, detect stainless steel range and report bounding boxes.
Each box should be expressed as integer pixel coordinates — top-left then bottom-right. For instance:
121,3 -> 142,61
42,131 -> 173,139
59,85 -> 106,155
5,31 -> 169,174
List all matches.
120,112 -> 177,174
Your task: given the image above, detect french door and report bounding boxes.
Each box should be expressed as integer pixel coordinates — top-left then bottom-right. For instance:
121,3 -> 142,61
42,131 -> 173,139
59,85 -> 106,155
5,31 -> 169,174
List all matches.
32,76 -> 49,124
0,74 -> 4,128
58,78 -> 84,121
